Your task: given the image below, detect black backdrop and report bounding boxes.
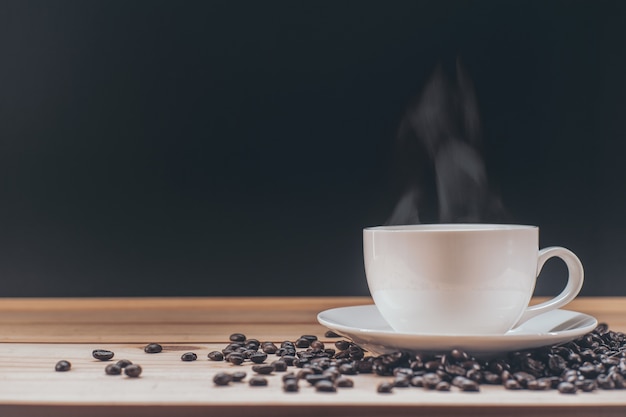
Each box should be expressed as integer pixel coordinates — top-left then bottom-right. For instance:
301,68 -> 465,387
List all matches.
1,0 -> 625,297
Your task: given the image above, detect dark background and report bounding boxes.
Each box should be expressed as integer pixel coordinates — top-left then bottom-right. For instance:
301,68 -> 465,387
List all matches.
1,0 -> 625,297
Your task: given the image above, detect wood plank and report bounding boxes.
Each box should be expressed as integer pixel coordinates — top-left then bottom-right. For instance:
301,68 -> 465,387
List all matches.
0,297 -> 623,343
0,297 -> 624,416
0,343 -> 624,417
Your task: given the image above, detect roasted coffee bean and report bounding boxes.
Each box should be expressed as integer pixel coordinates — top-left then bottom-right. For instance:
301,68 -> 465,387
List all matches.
459,379 -> 480,392
436,381 -> 451,391
483,372 -> 502,385
272,360 -> 288,372
144,343 -> 163,354
610,372 -> 625,389
315,380 -> 336,392
393,376 -> 410,388
249,376 -> 268,386
92,349 -> 114,361
229,333 -> 246,342
245,339 -> 260,349
295,338 -> 310,348
311,340 -> 325,350
444,364 -> 466,376
450,349 -> 469,361
411,376 -> 424,387
297,368 -> 314,380
116,359 -> 132,368
377,382 -> 393,393
504,379 -> 522,390
335,340 -> 351,351
558,381 -> 577,394
262,343 -> 278,354
282,355 -> 296,366
252,364 -> 275,375
208,351 -> 224,361
336,377 -> 354,388
597,374 -> 616,389
55,360 -> 71,372
181,352 -> 197,362
325,330 -> 341,338
282,372 -> 297,382
213,372 -> 232,386
228,353 -> 245,365
527,379 -> 550,390
284,379 -> 299,392
306,374 -> 332,385
105,364 -> 122,375
576,379 -> 597,392
424,360 -> 441,372
423,373 -> 442,389
250,352 -> 268,364
125,364 -> 142,377
231,371 -> 247,382
281,341 -> 295,348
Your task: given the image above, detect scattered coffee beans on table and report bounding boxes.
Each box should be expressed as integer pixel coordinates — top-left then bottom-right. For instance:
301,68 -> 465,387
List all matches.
55,360 -> 71,372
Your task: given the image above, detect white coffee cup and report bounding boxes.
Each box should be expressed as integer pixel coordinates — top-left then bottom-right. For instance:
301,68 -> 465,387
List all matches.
363,224 -> 584,335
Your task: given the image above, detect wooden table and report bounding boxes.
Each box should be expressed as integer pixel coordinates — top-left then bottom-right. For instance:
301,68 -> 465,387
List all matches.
0,297 -> 624,417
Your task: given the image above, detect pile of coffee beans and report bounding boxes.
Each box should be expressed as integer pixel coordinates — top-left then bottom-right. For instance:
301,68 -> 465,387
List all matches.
53,324 -> 625,395
208,324 -> 624,394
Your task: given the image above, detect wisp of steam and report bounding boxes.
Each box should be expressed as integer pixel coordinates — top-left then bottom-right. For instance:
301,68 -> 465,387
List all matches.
387,59 -> 506,225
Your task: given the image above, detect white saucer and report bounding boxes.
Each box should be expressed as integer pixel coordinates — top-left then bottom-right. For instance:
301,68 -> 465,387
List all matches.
317,305 -> 597,355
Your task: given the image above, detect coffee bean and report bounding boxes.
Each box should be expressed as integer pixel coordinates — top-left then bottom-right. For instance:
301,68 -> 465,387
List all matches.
262,343 -> 278,354
336,377 -> 354,388
229,333 -> 246,342
213,372 -> 232,386
295,338 -> 310,348
252,364 -> 275,375
231,371 -> 247,382
55,360 -> 71,372
105,364 -> 122,375
315,380 -> 336,392
335,340 -> 351,351
558,381 -> 577,394
272,360 -> 288,372
306,374 -> 332,385
325,330 -> 341,338
181,352 -> 197,362
228,353 -> 245,365
116,359 -> 132,368
576,379 -> 597,392
125,364 -> 142,378
282,355 -> 296,366
504,379 -> 522,390
377,382 -> 393,393
208,351 -> 224,361
250,352 -> 268,364
460,379 -> 480,392
92,349 -> 114,361
436,381 -> 451,391
249,376 -> 268,386
284,379 -> 299,392
393,376 -> 410,388
144,343 -> 162,354
527,379 -> 550,390
410,376 -> 424,387
311,340 -> 325,350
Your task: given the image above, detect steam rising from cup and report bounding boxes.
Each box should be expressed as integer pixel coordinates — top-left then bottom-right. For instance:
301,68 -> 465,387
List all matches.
387,59 -> 506,225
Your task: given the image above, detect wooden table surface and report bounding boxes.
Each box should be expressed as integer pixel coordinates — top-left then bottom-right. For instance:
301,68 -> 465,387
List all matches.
0,296 -> 624,417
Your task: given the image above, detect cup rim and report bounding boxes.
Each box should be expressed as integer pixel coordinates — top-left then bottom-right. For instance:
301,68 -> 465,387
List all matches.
364,224 -> 538,232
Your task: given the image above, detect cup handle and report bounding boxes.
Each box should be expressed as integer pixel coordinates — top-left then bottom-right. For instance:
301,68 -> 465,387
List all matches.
513,246 -> 584,328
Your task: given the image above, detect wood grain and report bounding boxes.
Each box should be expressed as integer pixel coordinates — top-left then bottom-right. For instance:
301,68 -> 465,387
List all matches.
0,297 -> 624,417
